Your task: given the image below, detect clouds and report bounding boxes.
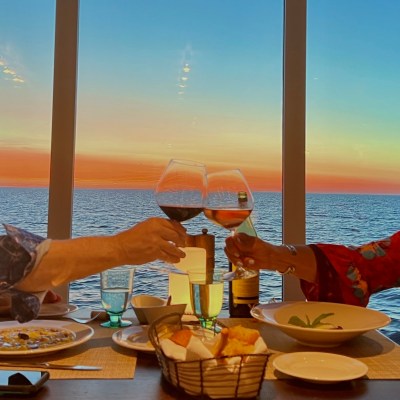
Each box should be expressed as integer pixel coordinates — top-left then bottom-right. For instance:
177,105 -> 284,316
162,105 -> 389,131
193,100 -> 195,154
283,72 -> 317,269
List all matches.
0,56 -> 25,85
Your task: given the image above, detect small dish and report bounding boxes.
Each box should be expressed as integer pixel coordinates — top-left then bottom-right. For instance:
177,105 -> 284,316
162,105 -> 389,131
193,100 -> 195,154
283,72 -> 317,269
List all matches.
112,325 -> 155,353
131,295 -> 186,324
38,303 -> 79,318
273,352 -> 368,383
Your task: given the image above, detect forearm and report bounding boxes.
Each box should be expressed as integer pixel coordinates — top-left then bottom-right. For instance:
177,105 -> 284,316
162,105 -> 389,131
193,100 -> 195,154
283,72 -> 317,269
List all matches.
270,244 -> 317,283
16,235 -> 123,291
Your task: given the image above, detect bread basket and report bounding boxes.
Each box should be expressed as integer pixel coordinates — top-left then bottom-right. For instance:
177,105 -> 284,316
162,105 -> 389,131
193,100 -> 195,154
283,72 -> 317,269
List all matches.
148,313 -> 268,399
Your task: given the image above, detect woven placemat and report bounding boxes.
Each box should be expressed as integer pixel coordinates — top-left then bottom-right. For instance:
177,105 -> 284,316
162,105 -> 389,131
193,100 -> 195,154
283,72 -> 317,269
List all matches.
0,327 -> 138,380
218,318 -> 400,380
47,335 -> 137,379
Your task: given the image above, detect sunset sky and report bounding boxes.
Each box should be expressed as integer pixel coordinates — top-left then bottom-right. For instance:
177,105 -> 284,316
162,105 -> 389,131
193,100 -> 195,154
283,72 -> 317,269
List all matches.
1,1 -> 400,194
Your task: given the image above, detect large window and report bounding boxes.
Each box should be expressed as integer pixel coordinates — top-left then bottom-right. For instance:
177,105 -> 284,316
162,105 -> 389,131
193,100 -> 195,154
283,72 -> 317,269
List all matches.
70,1 -> 284,306
0,1 -> 55,236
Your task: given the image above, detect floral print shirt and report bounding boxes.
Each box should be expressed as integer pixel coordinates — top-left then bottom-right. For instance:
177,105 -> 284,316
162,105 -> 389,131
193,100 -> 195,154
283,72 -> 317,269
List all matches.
301,231 -> 400,306
0,224 -> 45,322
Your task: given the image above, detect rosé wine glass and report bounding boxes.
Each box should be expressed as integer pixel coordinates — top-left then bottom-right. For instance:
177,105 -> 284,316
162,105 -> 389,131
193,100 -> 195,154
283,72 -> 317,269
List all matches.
204,169 -> 257,280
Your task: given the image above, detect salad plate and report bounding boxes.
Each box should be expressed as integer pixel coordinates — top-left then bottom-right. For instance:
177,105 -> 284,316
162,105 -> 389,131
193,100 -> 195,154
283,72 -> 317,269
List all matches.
39,303 -> 79,318
112,325 -> 155,353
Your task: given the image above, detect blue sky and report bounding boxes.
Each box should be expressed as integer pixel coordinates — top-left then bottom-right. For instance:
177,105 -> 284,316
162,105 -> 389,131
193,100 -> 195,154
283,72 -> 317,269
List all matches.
1,1 -> 399,193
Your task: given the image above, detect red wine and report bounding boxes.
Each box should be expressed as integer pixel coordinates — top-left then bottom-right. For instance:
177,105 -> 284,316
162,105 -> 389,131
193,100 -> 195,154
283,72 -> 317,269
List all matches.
203,209 -> 251,230
159,205 -> 203,221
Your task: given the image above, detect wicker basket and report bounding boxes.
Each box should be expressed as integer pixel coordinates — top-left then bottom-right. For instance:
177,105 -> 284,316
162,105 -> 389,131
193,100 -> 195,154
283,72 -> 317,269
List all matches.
148,313 -> 269,399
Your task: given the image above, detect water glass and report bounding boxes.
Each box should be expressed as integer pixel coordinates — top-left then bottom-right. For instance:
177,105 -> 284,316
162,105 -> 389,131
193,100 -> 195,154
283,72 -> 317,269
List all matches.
100,267 -> 134,328
189,269 -> 224,331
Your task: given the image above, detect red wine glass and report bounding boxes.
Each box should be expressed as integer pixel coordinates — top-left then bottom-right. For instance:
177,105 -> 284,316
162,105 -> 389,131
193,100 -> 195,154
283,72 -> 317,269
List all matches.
155,159 -> 206,222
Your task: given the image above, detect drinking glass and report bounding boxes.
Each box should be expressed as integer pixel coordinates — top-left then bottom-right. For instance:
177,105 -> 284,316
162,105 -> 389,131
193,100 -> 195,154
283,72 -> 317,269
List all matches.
189,269 -> 224,330
155,159 -> 206,222
204,169 -> 257,280
100,267 -> 134,328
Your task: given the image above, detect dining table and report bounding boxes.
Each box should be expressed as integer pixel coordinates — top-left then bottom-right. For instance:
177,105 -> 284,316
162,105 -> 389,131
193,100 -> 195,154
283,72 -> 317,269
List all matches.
0,308 -> 399,400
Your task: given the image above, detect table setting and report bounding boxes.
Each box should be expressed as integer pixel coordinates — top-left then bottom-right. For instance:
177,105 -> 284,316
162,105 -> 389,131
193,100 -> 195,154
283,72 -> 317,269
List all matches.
0,295 -> 399,398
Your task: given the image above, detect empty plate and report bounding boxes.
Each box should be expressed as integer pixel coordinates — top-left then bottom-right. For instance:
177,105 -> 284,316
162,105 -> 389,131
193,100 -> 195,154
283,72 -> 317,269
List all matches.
273,352 -> 368,383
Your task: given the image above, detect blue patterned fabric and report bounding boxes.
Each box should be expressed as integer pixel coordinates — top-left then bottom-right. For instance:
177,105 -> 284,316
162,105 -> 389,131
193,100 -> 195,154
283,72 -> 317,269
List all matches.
0,225 -> 45,322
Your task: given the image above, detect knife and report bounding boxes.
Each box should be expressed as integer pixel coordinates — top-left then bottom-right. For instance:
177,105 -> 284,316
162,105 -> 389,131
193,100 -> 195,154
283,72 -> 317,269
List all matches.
0,362 -> 102,371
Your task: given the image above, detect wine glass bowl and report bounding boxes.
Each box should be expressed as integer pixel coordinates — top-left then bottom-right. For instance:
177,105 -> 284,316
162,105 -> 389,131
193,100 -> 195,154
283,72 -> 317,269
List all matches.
155,159 -> 206,222
204,169 -> 257,280
204,169 -> 254,230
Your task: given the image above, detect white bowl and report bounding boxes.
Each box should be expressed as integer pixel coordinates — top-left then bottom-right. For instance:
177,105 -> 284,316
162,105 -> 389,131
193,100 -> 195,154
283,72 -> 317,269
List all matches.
131,295 -> 186,324
251,301 -> 391,347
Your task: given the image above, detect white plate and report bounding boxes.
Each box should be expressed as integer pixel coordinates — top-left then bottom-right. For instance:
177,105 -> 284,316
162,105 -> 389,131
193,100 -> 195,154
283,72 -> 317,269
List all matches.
0,319 -> 94,357
273,352 -> 368,383
38,303 -> 79,317
112,325 -> 155,353
251,301 -> 391,347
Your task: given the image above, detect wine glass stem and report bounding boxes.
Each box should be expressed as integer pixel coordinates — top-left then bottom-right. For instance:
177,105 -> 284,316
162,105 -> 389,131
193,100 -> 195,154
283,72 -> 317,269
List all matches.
108,314 -> 123,327
199,317 -> 216,330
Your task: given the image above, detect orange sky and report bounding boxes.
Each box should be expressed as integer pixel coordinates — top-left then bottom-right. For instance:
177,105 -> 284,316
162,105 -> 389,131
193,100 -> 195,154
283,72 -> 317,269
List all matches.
1,148 -> 400,194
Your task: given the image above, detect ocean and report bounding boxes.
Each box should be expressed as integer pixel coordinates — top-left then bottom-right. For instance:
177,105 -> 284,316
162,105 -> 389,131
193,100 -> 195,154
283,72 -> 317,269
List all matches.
1,187 -> 399,342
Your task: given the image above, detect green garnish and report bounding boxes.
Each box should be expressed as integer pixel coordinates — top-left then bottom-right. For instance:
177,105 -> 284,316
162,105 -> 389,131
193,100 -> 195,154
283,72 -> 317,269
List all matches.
288,312 -> 337,329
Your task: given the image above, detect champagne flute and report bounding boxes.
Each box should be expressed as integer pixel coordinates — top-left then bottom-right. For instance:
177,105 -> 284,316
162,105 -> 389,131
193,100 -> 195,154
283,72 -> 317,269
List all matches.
204,169 -> 258,280
155,159 -> 206,222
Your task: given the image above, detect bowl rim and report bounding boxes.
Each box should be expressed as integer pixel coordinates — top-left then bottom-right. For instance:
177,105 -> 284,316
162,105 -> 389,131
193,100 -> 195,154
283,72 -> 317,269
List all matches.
131,294 -> 167,308
251,301 -> 391,334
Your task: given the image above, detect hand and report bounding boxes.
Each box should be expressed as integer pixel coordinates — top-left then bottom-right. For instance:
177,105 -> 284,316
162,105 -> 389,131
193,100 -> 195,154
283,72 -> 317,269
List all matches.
43,290 -> 62,303
115,217 -> 187,265
224,232 -> 276,271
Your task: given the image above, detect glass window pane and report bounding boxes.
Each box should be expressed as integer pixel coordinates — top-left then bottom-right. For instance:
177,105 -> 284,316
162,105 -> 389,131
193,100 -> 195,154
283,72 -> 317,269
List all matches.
307,0 -> 400,339
73,1 -> 283,307
0,1 -> 55,236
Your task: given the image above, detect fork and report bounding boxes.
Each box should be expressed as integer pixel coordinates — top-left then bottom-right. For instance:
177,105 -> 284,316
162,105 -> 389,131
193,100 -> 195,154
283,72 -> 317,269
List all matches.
63,311 -> 104,324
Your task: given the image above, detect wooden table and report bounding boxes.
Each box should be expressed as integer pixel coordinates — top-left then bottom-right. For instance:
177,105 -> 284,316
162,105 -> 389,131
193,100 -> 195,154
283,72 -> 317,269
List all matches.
1,357 -> 398,400
0,315 -> 398,400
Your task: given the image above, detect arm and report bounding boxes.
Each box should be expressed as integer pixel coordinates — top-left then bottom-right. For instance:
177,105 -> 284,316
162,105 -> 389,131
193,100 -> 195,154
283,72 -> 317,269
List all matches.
16,217 -> 187,292
225,231 -> 400,306
302,232 -> 400,305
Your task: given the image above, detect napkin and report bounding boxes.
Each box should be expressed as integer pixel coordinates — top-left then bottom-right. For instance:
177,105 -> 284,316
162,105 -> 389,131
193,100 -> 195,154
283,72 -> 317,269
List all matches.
160,335 -> 215,361
159,328 -> 268,399
160,329 -> 268,362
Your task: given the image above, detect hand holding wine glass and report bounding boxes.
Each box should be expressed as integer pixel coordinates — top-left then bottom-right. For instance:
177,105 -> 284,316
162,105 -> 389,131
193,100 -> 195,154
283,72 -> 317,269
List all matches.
153,159 -> 206,276
204,169 -> 257,280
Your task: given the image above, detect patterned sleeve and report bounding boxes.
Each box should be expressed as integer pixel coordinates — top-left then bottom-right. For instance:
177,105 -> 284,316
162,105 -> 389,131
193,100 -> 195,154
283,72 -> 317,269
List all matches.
0,224 -> 47,322
300,231 -> 400,306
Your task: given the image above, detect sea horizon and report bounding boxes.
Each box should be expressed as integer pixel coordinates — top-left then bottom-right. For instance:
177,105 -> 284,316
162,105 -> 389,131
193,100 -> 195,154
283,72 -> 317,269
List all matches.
1,187 -> 399,342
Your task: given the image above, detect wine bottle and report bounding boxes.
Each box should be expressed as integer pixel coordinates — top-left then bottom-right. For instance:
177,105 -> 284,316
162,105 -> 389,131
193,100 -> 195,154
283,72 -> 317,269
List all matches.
229,215 -> 259,317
